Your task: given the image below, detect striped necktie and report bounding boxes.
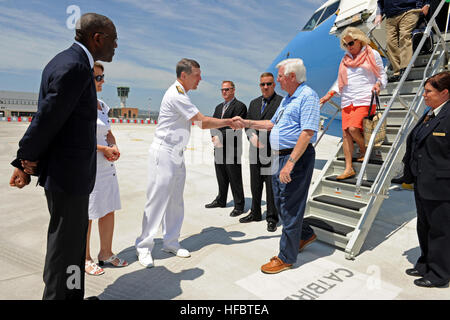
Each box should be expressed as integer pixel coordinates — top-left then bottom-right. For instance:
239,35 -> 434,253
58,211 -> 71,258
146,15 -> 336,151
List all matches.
261,99 -> 267,114
221,102 -> 230,118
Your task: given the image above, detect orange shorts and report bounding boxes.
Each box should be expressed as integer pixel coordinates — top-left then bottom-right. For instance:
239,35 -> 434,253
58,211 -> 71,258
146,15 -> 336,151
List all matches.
342,104 -> 376,131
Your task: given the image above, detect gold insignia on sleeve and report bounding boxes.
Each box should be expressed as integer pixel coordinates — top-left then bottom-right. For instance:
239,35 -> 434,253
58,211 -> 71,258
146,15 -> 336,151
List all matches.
176,85 -> 185,94
433,132 -> 446,137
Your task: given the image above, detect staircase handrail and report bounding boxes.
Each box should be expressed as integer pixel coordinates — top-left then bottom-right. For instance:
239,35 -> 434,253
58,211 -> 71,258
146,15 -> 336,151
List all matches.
355,0 -> 449,194
368,36 -> 448,195
314,99 -> 341,147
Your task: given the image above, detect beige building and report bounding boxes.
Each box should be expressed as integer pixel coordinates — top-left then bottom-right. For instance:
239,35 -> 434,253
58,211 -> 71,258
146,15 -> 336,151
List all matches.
0,90 -> 38,117
110,107 -> 139,119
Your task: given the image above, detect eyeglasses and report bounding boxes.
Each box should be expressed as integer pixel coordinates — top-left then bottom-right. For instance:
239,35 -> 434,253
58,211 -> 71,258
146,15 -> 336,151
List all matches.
95,74 -> 105,82
221,88 -> 234,92
260,82 -> 273,87
343,40 -> 357,48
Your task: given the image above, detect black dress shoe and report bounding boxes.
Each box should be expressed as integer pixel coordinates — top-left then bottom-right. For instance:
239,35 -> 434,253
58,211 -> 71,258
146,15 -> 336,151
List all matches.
391,175 -> 414,185
414,277 -> 449,288
230,209 -> 244,217
391,176 -> 404,184
239,213 -> 261,223
205,200 -> 226,208
267,221 -> 277,232
405,268 -> 422,277
388,74 -> 400,82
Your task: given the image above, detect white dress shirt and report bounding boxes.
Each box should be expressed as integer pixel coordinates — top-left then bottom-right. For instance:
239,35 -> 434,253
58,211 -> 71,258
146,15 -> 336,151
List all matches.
331,46 -> 387,108
74,40 -> 94,69
152,80 -> 199,150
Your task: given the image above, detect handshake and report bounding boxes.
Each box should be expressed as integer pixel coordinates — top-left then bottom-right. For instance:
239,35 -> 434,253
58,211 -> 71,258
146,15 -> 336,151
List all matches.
228,116 -> 247,130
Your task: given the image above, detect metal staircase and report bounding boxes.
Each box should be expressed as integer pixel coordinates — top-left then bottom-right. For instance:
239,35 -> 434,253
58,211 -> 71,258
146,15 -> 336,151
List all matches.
305,0 -> 450,259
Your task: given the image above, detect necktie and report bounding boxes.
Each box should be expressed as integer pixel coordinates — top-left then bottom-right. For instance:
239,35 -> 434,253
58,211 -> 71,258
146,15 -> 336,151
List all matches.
261,100 -> 267,114
221,102 -> 229,118
423,112 -> 435,123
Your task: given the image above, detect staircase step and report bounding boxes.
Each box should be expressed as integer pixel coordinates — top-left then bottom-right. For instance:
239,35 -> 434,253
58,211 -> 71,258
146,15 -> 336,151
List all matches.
304,216 -> 354,236
330,159 -> 381,181
325,175 -> 373,188
406,66 -> 428,81
320,179 -> 371,202
308,200 -> 362,223
311,227 -> 349,250
313,195 -> 367,211
382,80 -> 422,95
336,156 -> 384,165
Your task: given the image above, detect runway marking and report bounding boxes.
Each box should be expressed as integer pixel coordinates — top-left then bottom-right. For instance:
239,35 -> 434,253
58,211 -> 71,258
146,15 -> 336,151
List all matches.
236,257 -> 402,300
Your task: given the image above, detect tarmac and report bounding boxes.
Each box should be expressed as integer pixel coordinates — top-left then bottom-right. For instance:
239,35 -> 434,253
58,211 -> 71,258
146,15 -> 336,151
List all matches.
1,121 -> 449,300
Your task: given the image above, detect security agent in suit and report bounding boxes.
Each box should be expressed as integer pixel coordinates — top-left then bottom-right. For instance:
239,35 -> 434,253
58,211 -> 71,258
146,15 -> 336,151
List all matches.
205,81 -> 247,217
9,13 -> 117,300
398,71 -> 450,288
240,72 -> 282,232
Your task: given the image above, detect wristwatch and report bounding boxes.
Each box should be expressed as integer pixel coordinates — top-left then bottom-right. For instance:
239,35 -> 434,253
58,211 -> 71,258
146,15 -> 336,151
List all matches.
288,156 -> 296,164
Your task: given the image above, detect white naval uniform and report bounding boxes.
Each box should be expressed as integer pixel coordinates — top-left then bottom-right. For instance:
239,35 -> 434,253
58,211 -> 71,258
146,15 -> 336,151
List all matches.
88,100 -> 121,220
135,80 -> 199,255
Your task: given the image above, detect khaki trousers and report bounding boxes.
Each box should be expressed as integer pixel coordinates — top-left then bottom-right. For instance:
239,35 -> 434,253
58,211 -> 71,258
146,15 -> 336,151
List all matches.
385,9 -> 421,75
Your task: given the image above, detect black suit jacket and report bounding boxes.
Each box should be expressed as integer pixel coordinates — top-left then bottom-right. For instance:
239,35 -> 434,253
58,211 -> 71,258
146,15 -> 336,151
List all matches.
11,43 -> 97,195
403,100 -> 450,200
211,98 -> 247,161
245,93 -> 283,164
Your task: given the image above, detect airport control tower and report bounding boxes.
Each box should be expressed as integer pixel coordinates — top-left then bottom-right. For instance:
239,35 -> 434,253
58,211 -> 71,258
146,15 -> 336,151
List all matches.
117,86 -> 130,107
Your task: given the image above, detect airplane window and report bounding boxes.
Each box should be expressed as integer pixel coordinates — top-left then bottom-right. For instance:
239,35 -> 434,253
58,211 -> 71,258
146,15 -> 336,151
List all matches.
317,1 -> 340,25
302,7 -> 325,31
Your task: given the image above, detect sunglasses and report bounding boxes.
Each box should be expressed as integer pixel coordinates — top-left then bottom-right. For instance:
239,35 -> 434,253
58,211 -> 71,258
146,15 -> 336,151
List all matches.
260,82 -> 273,87
221,88 -> 233,92
95,74 -> 105,82
343,40 -> 357,48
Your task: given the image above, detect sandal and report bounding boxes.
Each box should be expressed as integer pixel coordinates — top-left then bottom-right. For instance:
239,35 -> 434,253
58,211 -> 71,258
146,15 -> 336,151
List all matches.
85,260 -> 105,276
356,152 -> 365,162
98,254 -> 128,267
336,168 -> 356,180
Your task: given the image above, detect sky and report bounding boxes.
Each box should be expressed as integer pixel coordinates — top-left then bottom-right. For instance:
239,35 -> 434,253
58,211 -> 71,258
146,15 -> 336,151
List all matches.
0,0 -> 327,115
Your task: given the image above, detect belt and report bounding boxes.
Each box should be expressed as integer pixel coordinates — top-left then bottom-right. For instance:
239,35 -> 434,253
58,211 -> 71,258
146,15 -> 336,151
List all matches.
272,148 -> 293,156
272,144 -> 312,156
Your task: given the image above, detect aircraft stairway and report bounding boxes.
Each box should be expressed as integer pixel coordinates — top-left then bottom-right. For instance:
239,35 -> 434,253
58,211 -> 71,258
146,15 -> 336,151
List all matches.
305,2 -> 450,259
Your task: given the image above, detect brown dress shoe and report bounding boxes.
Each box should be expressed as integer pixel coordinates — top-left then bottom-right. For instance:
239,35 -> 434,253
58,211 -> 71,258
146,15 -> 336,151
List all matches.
299,234 -> 317,252
261,256 -> 292,274
336,168 -> 356,180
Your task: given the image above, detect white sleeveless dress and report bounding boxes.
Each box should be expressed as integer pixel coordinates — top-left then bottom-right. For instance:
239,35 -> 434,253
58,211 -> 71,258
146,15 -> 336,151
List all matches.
88,100 -> 121,220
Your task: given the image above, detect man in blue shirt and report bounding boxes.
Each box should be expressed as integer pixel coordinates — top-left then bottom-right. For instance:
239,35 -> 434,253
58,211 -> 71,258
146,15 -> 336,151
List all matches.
234,58 -> 320,274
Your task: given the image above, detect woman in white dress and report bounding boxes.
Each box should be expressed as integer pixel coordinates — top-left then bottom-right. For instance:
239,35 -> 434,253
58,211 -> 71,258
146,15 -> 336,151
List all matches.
85,62 -> 128,275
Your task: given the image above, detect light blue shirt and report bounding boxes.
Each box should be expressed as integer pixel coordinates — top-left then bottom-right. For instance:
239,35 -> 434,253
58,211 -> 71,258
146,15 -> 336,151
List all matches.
269,83 -> 320,150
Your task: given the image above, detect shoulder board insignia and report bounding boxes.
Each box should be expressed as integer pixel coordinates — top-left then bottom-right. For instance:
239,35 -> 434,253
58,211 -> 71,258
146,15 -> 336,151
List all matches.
176,85 -> 185,94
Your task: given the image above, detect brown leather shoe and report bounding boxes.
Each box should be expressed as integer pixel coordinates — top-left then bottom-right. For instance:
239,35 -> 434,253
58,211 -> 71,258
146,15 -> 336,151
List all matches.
336,168 -> 356,180
261,256 -> 292,274
299,234 -> 317,252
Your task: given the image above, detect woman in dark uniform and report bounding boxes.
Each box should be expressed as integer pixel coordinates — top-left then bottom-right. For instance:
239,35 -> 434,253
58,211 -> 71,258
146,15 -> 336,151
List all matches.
402,71 -> 450,288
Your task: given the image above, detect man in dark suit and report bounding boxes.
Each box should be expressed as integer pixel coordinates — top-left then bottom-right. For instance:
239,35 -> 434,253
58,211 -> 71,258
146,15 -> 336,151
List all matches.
205,81 -> 247,217
398,71 -> 450,288
239,72 -> 282,232
9,13 -> 117,300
